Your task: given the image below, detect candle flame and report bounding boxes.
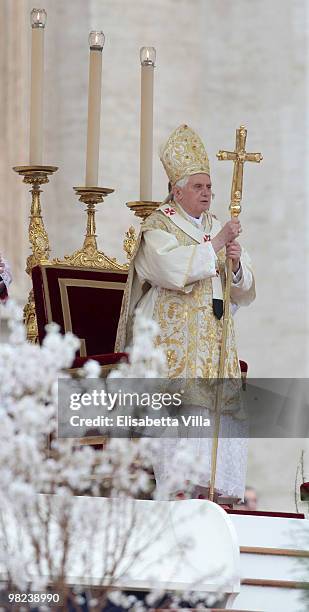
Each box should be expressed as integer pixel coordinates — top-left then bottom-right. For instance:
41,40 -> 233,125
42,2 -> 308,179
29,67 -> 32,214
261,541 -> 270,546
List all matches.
88,31 -> 105,50
140,46 -> 156,66
31,8 -> 47,28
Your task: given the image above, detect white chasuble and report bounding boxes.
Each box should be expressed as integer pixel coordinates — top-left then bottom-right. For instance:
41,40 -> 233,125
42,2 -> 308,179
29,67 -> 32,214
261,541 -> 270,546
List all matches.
115,203 -> 255,500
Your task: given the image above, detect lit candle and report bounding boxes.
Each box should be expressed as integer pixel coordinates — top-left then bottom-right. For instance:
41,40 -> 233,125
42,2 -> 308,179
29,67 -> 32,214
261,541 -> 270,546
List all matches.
139,46 -> 156,201
85,31 -> 105,187
29,8 -> 47,165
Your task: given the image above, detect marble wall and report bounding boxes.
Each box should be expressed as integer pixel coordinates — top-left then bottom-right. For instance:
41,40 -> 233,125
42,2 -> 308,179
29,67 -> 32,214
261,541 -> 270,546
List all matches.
0,0 -> 308,511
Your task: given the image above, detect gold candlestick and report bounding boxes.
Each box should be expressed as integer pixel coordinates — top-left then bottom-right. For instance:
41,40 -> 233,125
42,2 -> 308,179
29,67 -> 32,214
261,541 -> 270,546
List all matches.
124,200 -> 160,261
55,187 -> 127,271
13,165 -> 58,342
126,200 -> 160,221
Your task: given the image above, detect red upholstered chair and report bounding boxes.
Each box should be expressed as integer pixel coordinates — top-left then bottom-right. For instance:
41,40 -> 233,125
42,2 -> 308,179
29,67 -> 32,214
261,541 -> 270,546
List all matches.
32,264 -> 128,375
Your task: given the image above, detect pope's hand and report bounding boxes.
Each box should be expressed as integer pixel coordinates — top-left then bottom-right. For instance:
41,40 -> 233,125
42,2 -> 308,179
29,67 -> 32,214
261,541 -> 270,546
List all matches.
226,240 -> 242,272
211,219 -> 242,253
222,219 -> 242,242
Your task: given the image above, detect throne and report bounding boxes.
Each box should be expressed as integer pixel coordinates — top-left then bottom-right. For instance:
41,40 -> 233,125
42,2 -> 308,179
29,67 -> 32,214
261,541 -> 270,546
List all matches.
32,263 -> 128,375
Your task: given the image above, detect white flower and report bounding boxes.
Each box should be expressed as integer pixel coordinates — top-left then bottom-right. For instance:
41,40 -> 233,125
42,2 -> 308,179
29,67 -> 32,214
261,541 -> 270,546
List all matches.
82,359 -> 101,378
0,300 -> 207,605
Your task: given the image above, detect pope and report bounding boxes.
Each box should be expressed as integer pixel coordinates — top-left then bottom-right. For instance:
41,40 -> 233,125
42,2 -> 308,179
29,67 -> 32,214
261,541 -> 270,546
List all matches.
116,124 -> 255,502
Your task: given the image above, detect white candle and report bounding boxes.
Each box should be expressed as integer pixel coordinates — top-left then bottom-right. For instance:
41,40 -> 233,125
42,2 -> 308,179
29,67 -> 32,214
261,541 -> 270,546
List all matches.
29,9 -> 47,166
85,31 -> 105,187
140,46 -> 156,201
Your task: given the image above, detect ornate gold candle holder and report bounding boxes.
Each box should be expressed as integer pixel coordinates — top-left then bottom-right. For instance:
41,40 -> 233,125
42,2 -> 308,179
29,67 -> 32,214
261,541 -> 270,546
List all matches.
55,187 -> 127,270
13,164 -> 58,342
126,200 -> 160,221
124,200 -> 160,261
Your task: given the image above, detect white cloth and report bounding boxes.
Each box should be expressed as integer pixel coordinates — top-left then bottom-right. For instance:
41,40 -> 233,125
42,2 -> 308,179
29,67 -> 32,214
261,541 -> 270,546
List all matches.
151,412 -> 248,500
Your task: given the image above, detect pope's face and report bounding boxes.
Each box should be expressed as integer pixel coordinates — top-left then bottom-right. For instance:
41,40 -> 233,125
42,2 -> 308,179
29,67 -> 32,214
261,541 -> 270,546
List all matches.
172,173 -> 212,218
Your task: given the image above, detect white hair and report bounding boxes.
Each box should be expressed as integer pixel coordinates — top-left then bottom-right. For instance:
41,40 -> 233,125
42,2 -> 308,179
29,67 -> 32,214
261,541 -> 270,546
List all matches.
162,175 -> 189,204
161,176 -> 188,205
175,176 -> 189,188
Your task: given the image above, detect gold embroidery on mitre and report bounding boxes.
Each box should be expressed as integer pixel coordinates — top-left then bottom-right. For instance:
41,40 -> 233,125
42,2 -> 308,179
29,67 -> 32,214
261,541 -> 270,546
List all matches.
160,124 -> 211,185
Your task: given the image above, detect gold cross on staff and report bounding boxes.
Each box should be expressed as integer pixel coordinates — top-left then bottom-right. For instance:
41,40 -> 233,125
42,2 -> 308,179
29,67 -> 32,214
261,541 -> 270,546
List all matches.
217,125 -> 263,217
